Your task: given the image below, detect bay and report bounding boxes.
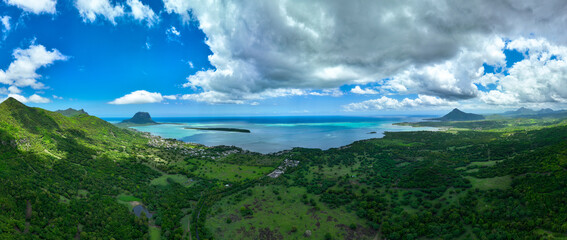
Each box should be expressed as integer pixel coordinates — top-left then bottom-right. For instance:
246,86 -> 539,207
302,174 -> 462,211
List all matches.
104,116 -> 435,153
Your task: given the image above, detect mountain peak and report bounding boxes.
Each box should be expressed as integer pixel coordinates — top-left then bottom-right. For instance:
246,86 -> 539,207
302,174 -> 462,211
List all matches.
431,108 -> 485,121
121,112 -> 156,124
0,97 -> 27,110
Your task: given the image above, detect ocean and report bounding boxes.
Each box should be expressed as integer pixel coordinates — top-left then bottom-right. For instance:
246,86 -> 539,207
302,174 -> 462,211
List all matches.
104,116 -> 435,154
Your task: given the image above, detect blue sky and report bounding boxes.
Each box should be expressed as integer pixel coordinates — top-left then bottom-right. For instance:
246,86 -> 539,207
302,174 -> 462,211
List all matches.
0,0 -> 566,117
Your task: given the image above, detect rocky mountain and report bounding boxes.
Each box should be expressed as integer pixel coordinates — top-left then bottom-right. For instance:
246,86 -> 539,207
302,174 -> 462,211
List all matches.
430,108 -> 485,121
120,112 -> 156,124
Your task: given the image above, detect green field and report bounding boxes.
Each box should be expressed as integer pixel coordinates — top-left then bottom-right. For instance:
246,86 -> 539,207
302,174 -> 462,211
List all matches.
182,159 -> 274,182
150,174 -> 193,187
465,176 -> 512,190
207,185 -> 374,240
149,226 -> 161,240
180,215 -> 191,232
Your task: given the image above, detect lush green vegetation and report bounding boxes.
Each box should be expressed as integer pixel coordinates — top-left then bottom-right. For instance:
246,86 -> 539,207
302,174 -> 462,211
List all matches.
2,97 -> 567,239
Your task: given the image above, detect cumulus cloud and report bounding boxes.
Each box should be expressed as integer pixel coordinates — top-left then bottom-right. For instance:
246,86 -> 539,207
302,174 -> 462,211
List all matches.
385,36 -> 506,100
162,0 -> 192,22
6,93 -> 51,103
161,0 -> 567,105
75,0 -> 125,24
478,38 -> 567,105
351,86 -> 379,95
479,90 -> 519,105
344,95 -> 454,111
127,0 -> 157,27
109,90 -> 172,104
8,85 -> 21,94
181,88 -> 341,104
4,0 -> 56,14
0,44 -> 67,89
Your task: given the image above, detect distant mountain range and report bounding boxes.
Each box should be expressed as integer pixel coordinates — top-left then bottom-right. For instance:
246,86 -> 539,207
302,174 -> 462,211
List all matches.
429,108 -> 485,121
56,108 -> 89,117
504,107 -> 556,116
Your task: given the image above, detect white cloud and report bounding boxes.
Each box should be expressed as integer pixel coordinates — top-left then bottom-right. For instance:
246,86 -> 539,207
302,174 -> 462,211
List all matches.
162,0 -> 567,105
162,0 -> 192,22
4,0 -> 56,14
181,91 -> 244,104
309,88 -> 343,97
351,86 -> 379,95
479,90 -> 519,105
166,26 -> 181,42
181,88 -> 319,104
188,61 -> 194,68
127,0 -> 157,27
1,16 -> 10,42
7,93 -> 51,103
163,95 -> 177,100
52,95 -> 63,99
386,36 -> 506,100
0,44 -> 67,89
28,94 -> 50,103
1,16 -> 11,32
344,95 -> 454,111
109,90 -> 170,104
8,85 -> 21,94
75,0 -> 125,24
478,38 -> 567,105
0,87 -> 7,94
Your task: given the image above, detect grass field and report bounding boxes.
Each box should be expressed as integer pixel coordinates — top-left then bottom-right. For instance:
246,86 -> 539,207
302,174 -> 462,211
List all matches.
150,174 -> 193,187
180,214 -> 191,232
149,226 -> 161,240
116,194 -> 142,211
456,160 -> 502,171
207,185 -> 374,240
182,159 -> 274,182
465,176 -> 512,190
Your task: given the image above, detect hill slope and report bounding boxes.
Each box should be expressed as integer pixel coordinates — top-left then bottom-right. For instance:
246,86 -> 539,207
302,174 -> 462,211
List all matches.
2,97 -> 567,240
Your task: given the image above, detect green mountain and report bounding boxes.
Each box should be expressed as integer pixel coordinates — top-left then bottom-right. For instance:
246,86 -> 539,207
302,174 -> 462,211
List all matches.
504,107 -> 557,116
432,108 -> 485,121
2,97 -> 567,240
120,112 -> 156,124
55,108 -> 89,117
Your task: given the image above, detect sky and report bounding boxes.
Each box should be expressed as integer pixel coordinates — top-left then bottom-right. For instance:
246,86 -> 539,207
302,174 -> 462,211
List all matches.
0,0 -> 566,117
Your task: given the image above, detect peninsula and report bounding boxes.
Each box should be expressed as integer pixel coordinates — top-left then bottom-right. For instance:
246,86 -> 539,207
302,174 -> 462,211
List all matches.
184,127 -> 251,133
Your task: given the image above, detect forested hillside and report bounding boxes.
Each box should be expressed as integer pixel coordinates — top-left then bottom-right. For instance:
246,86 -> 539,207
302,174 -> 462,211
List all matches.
1,97 -> 567,239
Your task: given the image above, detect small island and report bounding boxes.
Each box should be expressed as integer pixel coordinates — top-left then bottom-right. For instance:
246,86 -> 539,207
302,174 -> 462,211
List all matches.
184,127 -> 251,133
115,112 -> 159,127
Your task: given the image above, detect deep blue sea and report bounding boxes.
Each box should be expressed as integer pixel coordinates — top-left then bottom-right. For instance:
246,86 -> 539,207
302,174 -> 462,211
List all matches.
103,116 -> 435,153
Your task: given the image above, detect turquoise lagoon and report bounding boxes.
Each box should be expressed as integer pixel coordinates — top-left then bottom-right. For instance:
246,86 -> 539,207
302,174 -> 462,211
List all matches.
105,116 -> 435,153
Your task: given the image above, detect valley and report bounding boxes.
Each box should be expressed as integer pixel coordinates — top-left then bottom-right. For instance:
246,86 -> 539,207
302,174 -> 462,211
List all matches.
1,98 -> 567,239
